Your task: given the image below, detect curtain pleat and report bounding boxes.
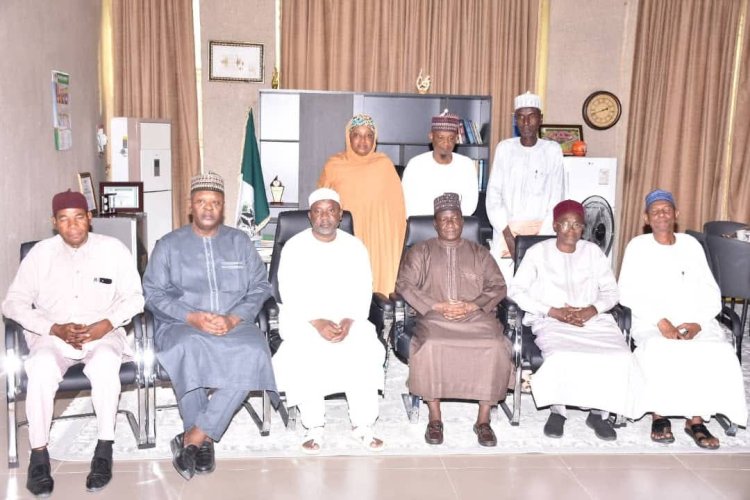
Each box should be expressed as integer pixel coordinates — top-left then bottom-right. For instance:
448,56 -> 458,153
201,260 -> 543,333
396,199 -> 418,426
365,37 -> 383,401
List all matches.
728,2 -> 750,222
617,0 -> 743,264
112,0 -> 201,227
281,0 -> 539,149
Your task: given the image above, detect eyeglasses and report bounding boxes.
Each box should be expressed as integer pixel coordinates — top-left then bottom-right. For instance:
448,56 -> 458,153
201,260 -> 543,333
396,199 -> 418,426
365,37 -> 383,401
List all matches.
557,221 -> 584,231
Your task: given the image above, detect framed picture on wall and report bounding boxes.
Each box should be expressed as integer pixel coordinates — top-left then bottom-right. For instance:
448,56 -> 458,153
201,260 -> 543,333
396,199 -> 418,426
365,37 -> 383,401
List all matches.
539,124 -> 584,156
209,41 -> 264,83
99,182 -> 144,213
77,172 -> 98,215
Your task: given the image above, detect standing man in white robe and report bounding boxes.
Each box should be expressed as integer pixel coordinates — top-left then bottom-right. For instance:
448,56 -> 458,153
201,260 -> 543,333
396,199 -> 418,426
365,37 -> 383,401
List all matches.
485,91 -> 564,283
619,189 -> 747,449
510,200 -> 638,441
401,112 -> 478,217
273,188 -> 385,454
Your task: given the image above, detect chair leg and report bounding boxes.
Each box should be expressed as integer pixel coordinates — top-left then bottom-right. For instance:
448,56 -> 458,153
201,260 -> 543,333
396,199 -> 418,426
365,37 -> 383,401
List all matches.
401,393 -> 421,424
715,414 -> 738,437
241,391 -> 271,437
7,397 -> 18,468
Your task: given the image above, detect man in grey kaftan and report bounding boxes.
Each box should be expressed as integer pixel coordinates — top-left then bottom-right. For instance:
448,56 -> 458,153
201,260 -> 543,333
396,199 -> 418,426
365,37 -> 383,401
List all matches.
396,193 -> 512,447
143,172 -> 276,480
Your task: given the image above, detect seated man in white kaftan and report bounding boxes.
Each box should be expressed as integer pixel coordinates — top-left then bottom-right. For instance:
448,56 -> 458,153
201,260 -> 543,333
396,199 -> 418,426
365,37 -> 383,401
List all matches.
143,172 -> 277,479
273,188 -> 385,454
619,189 -> 748,449
401,112 -> 478,217
510,200 -> 640,441
396,192 -> 512,448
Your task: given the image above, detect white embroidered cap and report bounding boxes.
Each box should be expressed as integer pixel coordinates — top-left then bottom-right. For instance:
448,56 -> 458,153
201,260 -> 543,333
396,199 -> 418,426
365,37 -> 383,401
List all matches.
308,187 -> 341,206
514,91 -> 542,111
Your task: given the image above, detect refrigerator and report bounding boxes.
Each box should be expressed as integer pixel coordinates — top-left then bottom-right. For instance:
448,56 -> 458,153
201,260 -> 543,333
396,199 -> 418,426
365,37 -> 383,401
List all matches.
111,118 -> 172,254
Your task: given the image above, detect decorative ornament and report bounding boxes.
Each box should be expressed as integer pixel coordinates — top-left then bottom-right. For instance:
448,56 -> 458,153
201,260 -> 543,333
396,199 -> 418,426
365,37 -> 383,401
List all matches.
270,175 -> 285,204
571,140 -> 587,157
416,68 -> 431,94
271,67 -> 280,89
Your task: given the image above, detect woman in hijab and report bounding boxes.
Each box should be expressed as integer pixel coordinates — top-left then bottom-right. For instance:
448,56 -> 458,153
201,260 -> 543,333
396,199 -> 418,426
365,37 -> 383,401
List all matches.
318,114 -> 406,295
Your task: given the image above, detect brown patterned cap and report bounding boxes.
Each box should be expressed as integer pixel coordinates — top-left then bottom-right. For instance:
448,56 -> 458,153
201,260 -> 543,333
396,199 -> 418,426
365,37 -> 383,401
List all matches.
191,171 -> 224,194
433,192 -> 461,214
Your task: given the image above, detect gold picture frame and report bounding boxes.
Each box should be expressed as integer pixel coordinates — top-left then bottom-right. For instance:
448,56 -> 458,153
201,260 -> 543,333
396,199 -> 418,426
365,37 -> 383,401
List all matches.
539,124 -> 584,156
77,172 -> 98,215
209,41 -> 264,83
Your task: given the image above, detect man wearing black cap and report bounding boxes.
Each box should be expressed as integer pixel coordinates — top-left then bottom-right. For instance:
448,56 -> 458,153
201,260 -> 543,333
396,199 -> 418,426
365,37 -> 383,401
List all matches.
510,200 -> 639,441
396,193 -> 512,447
3,190 -> 145,496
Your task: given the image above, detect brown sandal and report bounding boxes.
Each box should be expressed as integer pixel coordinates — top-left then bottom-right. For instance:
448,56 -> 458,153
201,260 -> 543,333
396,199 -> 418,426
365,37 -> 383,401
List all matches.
473,422 -> 497,447
425,420 -> 444,445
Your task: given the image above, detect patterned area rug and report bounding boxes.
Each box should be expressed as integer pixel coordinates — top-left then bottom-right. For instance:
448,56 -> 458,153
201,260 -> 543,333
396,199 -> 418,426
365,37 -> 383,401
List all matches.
48,340 -> 750,461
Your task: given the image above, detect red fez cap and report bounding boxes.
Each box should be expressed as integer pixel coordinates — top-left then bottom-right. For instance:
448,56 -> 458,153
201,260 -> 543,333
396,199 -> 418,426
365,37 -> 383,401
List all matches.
52,190 -> 88,215
553,199 -> 584,221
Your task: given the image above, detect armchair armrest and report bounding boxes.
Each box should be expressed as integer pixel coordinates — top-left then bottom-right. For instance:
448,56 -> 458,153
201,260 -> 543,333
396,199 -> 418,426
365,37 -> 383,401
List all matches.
261,297 -> 282,355
372,292 -> 393,313
718,305 -> 742,343
608,304 -> 631,333
4,317 -> 28,356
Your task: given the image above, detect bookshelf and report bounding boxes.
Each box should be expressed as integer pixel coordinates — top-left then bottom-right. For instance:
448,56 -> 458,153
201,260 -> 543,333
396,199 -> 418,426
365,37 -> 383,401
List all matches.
258,90 -> 492,215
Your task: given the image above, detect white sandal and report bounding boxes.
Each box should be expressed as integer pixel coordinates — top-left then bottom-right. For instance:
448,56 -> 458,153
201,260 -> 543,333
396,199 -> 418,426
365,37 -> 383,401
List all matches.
301,427 -> 324,455
352,426 -> 385,452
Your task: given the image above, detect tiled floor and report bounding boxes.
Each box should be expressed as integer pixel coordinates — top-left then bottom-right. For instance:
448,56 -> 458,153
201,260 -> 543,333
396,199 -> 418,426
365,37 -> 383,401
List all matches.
2,450 -> 750,499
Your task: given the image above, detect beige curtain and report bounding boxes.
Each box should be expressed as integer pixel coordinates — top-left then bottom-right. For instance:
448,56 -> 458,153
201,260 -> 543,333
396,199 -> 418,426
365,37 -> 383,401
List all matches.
112,0 -> 201,227
728,1 -> 750,222
618,0 -> 744,261
281,0 -> 539,148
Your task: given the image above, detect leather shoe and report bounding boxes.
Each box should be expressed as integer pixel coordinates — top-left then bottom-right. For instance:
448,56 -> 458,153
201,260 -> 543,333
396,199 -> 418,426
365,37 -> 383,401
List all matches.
85,457 -> 112,492
424,420 -> 444,445
543,412 -> 566,438
27,461 -> 54,497
195,440 -> 216,474
586,412 -> 617,441
170,433 -> 199,481
473,423 -> 497,447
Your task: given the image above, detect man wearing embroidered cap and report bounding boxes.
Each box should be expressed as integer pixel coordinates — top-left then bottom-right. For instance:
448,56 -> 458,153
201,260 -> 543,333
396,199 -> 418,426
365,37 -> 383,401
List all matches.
619,189 -> 747,449
273,188 -> 386,453
510,200 -> 641,441
396,193 -> 512,447
143,171 -> 277,479
3,190 -> 144,495
485,91 -> 564,283
401,111 -> 479,217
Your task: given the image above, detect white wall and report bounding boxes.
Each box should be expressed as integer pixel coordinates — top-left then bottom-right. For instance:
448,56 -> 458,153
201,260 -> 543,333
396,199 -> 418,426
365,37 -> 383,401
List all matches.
0,1 -> 103,303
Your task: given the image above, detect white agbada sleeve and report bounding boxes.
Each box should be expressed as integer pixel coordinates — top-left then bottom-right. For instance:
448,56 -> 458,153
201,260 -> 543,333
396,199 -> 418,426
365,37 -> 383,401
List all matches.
278,230 -> 373,340
401,157 -> 421,218
485,142 -> 509,233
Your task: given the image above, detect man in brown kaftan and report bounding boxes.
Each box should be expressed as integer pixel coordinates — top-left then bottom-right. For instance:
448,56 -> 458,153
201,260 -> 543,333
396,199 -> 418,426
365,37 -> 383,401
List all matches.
395,193 -> 512,447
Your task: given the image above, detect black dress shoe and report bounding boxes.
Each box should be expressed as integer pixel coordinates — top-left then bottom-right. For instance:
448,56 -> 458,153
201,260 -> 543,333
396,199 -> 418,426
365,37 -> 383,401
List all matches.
195,440 -> 216,474
586,412 -> 617,441
543,412 -> 566,438
86,440 -> 113,492
27,462 -> 54,497
170,433 -> 199,481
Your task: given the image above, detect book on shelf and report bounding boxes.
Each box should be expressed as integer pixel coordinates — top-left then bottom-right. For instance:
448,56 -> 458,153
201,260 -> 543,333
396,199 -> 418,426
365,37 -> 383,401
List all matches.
473,159 -> 486,190
471,120 -> 483,144
462,119 -> 476,144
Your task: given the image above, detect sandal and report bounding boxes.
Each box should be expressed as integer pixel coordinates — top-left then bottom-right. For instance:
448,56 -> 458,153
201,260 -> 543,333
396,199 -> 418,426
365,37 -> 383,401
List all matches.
685,423 -> 720,450
352,426 -> 384,452
650,417 -> 675,444
301,427 -> 324,455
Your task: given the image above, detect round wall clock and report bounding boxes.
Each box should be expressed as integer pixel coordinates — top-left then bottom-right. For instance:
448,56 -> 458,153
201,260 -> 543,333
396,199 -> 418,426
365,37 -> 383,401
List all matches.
582,91 -> 622,130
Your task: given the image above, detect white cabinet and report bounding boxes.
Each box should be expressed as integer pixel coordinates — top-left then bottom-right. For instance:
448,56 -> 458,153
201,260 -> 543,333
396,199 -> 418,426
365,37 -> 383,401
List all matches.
111,118 -> 172,254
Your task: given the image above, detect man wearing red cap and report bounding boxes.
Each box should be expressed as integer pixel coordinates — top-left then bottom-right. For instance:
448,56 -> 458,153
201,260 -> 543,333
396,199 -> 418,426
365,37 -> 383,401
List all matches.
3,190 -> 144,496
510,200 -> 639,441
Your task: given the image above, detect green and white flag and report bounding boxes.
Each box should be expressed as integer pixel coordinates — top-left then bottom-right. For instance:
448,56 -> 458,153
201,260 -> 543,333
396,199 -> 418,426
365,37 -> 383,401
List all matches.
236,109 -> 270,233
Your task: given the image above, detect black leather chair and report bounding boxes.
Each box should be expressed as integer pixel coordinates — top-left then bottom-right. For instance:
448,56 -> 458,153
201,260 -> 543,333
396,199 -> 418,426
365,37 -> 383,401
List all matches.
4,241 -> 151,468
498,235 -> 632,427
706,234 -> 749,362
704,220 -> 746,237
388,215 -> 483,423
262,210 -> 393,429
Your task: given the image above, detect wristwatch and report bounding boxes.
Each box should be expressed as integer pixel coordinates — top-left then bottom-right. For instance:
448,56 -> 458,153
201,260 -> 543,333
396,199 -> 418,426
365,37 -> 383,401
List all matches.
678,327 -> 689,336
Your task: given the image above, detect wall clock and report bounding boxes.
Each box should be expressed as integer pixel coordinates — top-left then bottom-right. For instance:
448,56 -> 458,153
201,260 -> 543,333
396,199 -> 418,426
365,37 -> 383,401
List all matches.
582,91 -> 622,130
